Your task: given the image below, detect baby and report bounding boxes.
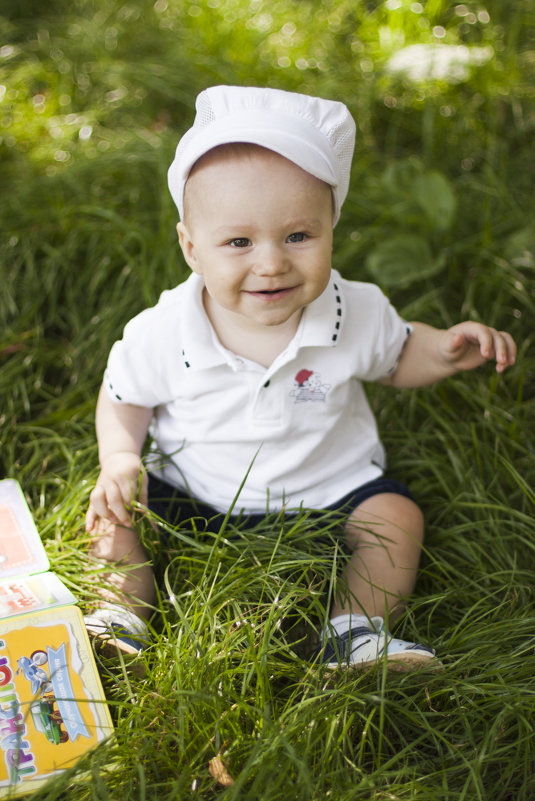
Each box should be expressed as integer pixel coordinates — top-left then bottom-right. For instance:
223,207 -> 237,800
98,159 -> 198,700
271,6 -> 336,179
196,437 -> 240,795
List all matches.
85,86 -> 516,669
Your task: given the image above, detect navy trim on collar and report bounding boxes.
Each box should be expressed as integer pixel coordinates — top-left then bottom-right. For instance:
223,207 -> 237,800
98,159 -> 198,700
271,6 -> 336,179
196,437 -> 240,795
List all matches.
298,271 -> 344,348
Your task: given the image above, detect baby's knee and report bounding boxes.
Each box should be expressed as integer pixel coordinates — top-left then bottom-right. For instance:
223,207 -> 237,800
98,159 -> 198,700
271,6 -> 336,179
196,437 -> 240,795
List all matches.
345,493 -> 425,550
399,496 -> 425,543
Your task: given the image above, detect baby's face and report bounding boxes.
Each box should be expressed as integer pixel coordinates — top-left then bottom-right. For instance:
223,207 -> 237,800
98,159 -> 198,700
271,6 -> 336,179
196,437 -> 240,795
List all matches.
177,146 -> 333,335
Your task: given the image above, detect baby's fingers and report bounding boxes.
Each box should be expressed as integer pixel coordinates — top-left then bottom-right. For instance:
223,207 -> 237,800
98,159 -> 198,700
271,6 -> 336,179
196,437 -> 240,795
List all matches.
85,506 -> 98,533
493,330 -> 517,373
477,327 -> 516,371
87,482 -> 131,530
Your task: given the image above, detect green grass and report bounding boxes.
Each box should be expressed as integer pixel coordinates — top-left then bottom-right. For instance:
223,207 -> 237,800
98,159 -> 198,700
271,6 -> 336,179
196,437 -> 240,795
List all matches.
1,0 -> 535,798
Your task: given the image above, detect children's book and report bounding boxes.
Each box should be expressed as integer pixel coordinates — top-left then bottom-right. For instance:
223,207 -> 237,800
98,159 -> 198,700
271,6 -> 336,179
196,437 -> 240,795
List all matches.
0,479 -> 113,798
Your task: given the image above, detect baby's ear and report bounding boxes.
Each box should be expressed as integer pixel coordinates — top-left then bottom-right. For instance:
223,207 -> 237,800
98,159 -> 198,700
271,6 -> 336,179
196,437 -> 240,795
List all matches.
176,222 -> 201,274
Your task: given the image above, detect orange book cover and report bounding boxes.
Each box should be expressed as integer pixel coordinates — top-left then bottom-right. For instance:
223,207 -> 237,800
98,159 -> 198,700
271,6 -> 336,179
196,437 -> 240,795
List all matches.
0,481 -> 114,797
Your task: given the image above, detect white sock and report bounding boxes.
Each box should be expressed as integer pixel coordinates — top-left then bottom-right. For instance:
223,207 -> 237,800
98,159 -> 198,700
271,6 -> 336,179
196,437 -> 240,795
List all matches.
322,613 -> 370,641
84,604 -> 149,637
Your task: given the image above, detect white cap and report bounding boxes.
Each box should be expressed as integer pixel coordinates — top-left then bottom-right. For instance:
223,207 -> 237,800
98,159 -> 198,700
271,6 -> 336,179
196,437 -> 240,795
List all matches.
167,85 -> 356,226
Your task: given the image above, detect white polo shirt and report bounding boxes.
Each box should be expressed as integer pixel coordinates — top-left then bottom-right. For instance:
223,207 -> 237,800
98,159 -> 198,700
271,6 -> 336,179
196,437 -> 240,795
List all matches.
104,270 -> 410,514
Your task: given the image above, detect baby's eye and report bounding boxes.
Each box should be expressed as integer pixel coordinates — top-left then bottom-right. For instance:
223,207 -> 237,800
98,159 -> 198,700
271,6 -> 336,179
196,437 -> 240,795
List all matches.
229,237 -> 251,248
287,232 -> 307,243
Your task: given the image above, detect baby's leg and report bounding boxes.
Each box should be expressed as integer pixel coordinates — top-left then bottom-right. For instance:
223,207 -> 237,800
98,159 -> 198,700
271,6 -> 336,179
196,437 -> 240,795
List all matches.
319,492 -> 437,671
330,492 -> 424,621
89,517 -> 156,622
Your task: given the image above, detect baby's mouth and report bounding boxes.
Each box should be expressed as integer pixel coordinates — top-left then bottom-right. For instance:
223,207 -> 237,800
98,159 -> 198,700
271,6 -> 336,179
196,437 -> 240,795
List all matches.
248,286 -> 294,296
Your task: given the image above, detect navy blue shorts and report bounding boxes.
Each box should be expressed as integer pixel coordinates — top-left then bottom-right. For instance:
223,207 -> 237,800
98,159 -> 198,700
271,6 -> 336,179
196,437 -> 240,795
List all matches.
147,473 -> 414,534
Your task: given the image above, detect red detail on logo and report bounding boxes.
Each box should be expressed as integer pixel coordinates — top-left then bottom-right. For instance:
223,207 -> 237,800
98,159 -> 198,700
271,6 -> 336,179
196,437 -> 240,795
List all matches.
294,369 -> 313,386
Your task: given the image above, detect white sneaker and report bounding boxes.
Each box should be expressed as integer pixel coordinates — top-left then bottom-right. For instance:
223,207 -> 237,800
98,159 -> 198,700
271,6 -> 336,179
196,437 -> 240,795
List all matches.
84,606 -> 150,664
317,617 -> 440,672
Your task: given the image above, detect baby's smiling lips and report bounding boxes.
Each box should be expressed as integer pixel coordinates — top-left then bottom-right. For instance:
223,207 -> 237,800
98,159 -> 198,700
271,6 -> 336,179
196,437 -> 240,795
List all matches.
245,286 -> 296,299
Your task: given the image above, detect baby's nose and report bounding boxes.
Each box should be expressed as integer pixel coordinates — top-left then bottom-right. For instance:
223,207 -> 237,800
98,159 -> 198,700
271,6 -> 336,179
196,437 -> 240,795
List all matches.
254,244 -> 289,274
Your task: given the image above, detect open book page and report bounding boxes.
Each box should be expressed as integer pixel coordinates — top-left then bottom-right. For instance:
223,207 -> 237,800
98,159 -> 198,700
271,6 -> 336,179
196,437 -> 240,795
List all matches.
0,480 -> 49,579
0,573 -> 77,619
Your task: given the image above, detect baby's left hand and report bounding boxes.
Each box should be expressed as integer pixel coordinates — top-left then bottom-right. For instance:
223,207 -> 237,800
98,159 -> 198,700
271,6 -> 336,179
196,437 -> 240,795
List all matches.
440,322 -> 517,374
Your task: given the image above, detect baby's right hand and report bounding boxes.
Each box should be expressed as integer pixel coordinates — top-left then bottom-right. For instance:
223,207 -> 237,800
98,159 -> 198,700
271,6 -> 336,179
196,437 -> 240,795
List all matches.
85,452 -> 147,532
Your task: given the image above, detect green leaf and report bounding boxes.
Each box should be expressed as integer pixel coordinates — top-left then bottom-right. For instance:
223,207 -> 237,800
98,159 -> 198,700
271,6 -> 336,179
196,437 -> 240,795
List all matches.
504,226 -> 535,267
381,159 -> 423,198
365,233 -> 445,289
412,171 -> 457,233
379,160 -> 457,234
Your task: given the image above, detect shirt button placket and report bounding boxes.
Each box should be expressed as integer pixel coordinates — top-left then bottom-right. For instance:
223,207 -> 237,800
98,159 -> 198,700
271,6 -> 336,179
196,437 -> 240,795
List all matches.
252,374 -> 281,425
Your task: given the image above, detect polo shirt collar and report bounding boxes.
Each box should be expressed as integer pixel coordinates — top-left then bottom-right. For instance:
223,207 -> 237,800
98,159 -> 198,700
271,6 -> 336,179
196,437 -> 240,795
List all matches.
180,273 -> 228,371
180,270 -> 344,371
298,269 -> 344,348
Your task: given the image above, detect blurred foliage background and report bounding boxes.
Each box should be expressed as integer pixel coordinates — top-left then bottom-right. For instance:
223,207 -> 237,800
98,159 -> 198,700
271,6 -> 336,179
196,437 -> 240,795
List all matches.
3,1 -> 534,303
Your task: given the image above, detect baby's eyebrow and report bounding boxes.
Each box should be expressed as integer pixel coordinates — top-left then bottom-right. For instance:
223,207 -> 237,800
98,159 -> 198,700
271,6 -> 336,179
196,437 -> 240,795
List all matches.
211,217 -> 326,239
286,216 -> 326,229
212,223 -> 254,235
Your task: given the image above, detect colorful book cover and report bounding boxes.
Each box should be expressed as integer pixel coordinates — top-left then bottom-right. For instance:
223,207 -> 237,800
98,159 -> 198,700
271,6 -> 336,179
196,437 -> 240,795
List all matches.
0,481 -> 114,798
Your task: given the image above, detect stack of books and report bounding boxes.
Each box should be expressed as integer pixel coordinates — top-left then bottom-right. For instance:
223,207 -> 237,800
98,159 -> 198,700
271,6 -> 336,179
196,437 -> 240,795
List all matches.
0,479 -> 113,798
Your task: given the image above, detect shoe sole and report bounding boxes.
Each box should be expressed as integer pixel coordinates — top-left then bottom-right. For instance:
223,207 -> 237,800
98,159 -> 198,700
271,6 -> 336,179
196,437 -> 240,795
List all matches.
324,652 -> 443,672
87,629 -> 147,677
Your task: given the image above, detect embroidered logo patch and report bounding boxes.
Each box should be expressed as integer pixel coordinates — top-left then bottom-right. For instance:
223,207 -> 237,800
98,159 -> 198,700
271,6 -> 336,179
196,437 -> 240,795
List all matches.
289,369 -> 331,403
